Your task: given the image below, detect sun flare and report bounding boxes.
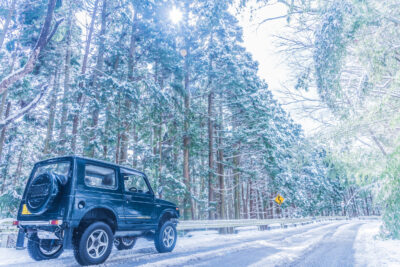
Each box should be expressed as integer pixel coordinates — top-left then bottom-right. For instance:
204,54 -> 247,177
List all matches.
170,7 -> 182,24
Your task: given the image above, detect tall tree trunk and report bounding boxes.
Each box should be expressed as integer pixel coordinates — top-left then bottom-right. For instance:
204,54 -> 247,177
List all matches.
342,193 -> 347,216
0,147 -> 12,193
0,0 -> 16,51
0,91 -> 8,126
158,121 -> 163,198
115,94 -> 121,164
120,11 -> 138,164
233,141 -> 241,219
71,0 -> 99,153
44,69 -> 59,154
249,179 -> 255,219
217,104 -> 225,219
87,0 -> 107,158
119,98 -> 131,164
101,49 -> 120,160
369,192 -> 374,215
81,0 -> 98,76
0,102 -> 11,163
183,53 -> 192,220
257,188 -> 265,219
132,124 -> 138,167
247,180 -> 251,218
207,79 -> 214,220
0,49 -> 16,121
155,71 -> 164,197
182,4 -> 192,220
13,148 -> 23,186
206,30 -> 215,219
128,10 -> 138,81
364,194 -> 370,216
102,103 -> 110,159
59,0 -> 73,150
241,182 -> 247,219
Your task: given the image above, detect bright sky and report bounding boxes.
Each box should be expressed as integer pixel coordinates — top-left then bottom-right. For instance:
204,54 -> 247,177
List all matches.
236,2 -> 320,135
236,3 -> 290,96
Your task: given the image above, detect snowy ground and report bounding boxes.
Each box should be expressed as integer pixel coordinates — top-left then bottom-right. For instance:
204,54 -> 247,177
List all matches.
354,222 -> 400,267
0,220 -> 399,267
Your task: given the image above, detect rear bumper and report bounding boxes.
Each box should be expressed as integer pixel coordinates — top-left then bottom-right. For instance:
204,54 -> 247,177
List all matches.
15,221 -> 74,250
15,220 -> 63,226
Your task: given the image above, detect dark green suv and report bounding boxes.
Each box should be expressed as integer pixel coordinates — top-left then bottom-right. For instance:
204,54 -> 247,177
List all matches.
14,156 -> 179,265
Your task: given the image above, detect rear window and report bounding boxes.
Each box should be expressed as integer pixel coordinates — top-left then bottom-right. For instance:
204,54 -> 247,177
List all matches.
34,161 -> 71,184
84,164 -> 117,190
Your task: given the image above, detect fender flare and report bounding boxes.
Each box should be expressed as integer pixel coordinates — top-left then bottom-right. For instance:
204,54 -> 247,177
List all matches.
157,208 -> 179,227
73,205 -> 120,229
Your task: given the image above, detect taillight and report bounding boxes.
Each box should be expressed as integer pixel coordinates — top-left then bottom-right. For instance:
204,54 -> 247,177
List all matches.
13,221 -> 19,226
49,220 -> 62,225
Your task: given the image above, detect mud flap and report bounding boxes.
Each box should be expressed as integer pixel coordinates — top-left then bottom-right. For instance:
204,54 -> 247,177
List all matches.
63,227 -> 73,249
16,228 -> 25,250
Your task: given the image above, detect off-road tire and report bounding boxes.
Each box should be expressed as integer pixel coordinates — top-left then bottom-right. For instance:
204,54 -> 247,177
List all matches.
73,222 -> 113,266
27,234 -> 63,261
114,237 -> 137,250
154,221 -> 177,253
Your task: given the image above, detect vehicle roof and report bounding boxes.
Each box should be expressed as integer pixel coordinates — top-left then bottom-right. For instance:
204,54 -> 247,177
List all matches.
36,155 -> 146,176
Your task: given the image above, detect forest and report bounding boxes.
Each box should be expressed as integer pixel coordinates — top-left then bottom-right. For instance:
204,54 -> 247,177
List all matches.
0,0 -> 388,233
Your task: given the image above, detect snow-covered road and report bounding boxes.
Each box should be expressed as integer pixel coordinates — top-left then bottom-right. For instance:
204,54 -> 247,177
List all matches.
1,220 -> 399,267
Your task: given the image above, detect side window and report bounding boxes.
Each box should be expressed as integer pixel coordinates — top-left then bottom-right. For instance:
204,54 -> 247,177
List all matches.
123,173 -> 150,194
84,164 -> 117,190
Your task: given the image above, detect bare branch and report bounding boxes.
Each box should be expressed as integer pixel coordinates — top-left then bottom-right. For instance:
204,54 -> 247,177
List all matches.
368,130 -> 387,156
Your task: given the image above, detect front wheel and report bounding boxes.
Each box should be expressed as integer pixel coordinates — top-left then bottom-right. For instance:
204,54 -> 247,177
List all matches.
73,222 -> 113,266
154,221 -> 177,253
27,234 -> 63,261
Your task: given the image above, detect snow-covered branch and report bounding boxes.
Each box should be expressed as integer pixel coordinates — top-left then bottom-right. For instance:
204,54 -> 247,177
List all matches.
0,83 -> 48,129
0,0 -> 61,95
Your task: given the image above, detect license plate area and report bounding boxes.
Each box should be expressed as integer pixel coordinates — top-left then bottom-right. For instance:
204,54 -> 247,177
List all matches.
37,230 -> 59,240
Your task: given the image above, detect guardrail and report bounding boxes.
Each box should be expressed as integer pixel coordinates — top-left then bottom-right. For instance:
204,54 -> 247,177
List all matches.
0,218 -> 17,248
177,216 -> 346,231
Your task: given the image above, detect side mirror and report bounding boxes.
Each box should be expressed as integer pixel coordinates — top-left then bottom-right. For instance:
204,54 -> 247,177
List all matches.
158,186 -> 163,196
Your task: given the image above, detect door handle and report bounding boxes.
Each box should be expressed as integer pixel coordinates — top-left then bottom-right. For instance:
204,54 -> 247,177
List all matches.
124,195 -> 133,202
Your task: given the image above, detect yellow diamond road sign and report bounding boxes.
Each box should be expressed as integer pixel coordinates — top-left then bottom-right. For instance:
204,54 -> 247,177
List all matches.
275,194 -> 284,205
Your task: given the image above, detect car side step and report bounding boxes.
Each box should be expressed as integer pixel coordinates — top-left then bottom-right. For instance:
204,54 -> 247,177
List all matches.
114,230 -> 144,237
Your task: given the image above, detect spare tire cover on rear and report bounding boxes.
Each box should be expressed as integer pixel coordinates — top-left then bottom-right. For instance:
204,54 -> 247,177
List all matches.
26,172 -> 60,215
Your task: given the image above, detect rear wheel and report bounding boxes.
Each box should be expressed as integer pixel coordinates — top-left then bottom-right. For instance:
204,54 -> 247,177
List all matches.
154,221 -> 177,253
73,222 -> 113,266
27,234 -> 63,261
114,236 -> 137,250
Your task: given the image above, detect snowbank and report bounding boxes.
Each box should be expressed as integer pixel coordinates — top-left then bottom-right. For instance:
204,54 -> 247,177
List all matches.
354,222 -> 400,267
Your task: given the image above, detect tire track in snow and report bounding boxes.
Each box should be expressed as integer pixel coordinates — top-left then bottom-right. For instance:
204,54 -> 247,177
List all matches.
4,220 -> 349,267
249,221 -> 364,267
129,222 -> 348,267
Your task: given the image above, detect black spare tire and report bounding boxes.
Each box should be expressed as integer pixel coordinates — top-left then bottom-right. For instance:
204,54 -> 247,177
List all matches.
25,172 -> 62,215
